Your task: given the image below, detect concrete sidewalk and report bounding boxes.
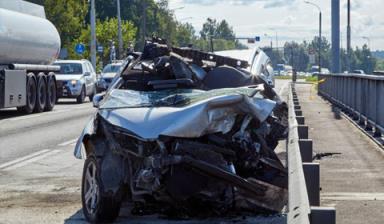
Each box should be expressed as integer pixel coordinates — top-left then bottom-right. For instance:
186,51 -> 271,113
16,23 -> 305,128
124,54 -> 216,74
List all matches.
296,83 -> 384,224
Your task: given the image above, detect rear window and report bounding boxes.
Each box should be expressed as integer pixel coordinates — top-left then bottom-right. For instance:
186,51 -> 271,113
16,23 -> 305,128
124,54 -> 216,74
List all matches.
54,63 -> 83,75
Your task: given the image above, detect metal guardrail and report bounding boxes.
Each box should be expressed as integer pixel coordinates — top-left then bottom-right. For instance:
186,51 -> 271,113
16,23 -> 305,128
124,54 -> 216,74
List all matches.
287,82 -> 336,224
287,83 -> 311,224
318,73 -> 384,138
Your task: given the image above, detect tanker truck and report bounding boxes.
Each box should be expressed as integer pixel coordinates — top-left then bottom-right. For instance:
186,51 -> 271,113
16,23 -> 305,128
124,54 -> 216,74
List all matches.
0,0 -> 61,113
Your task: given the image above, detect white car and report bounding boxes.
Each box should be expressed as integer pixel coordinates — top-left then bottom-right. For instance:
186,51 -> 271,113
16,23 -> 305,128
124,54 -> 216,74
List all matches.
97,62 -> 123,92
54,59 -> 97,103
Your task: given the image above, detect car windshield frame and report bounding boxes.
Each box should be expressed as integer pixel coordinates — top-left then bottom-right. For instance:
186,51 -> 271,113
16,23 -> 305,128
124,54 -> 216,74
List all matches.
99,87 -> 260,110
54,62 -> 83,75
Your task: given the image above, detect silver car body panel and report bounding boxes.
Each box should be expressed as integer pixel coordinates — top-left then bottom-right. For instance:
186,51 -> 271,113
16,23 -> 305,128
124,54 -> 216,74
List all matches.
74,87 -> 276,159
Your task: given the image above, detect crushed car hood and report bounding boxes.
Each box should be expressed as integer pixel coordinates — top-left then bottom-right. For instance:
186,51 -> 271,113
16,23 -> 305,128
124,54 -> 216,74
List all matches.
98,88 -> 276,140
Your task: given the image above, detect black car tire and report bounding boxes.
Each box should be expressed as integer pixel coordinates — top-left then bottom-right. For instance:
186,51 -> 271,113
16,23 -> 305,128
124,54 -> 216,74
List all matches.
77,86 -> 86,104
17,73 -> 37,114
34,73 -> 47,113
82,155 -> 122,223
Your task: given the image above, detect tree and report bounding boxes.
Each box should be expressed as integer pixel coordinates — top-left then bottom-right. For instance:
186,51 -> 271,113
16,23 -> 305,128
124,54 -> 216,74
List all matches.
76,18 -> 137,70
308,36 -> 331,70
283,41 -> 309,71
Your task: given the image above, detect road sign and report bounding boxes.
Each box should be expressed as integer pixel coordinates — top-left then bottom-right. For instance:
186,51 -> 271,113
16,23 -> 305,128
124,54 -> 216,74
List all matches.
97,45 -> 104,53
309,54 -> 316,64
255,36 -> 261,42
75,43 -> 85,55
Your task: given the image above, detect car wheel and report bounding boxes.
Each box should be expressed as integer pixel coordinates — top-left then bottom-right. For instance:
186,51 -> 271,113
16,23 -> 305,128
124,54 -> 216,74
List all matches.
82,155 -> 121,223
77,86 -> 86,104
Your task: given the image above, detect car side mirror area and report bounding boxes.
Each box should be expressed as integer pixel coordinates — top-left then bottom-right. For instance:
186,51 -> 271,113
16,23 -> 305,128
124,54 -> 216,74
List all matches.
93,93 -> 105,108
84,72 -> 91,77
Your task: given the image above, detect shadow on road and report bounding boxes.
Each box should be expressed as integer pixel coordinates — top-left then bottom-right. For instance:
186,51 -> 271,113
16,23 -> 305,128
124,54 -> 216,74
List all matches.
64,209 -> 86,224
0,109 -> 22,120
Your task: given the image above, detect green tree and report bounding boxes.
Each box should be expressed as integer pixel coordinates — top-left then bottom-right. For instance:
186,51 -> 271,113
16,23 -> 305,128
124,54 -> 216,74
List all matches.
76,18 -> 137,70
283,41 -> 310,71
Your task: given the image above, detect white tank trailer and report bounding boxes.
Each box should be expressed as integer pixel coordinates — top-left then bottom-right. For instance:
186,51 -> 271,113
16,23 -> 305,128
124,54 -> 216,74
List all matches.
0,0 -> 61,113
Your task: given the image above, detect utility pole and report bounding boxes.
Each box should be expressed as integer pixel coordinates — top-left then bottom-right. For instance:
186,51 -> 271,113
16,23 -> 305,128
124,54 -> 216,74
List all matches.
117,0 -> 123,59
319,10 -> 322,74
141,1 -> 147,49
347,0 -> 351,72
331,0 -> 341,73
90,0 -> 97,70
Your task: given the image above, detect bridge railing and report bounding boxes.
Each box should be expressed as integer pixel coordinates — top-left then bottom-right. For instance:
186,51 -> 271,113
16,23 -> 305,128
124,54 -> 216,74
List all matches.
318,73 -> 384,137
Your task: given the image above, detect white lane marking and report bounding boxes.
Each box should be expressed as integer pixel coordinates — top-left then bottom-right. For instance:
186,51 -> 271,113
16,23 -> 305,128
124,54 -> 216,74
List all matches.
7,114 -> 43,122
0,149 -> 50,169
3,149 -> 61,171
58,138 -> 78,147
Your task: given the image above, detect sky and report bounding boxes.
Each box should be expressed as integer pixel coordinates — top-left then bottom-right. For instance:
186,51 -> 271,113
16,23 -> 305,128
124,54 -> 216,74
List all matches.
167,0 -> 384,50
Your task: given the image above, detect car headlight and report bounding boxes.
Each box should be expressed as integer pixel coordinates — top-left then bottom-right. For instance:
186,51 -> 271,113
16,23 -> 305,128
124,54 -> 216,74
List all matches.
71,80 -> 78,86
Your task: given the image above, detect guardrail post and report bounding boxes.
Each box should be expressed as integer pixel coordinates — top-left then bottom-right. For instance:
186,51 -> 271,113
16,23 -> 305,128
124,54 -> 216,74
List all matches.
296,116 -> 305,125
299,139 -> 313,162
298,125 -> 309,139
295,110 -> 303,116
310,207 -> 336,224
303,162 -> 320,206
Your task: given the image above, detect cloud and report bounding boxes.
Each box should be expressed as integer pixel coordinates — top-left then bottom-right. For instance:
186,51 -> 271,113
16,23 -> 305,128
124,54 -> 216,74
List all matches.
181,0 -> 296,8
264,0 -> 296,8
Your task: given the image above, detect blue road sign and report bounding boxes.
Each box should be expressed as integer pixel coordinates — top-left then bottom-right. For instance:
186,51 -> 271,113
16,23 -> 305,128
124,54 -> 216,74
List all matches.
255,36 -> 261,42
97,45 -> 104,53
75,43 -> 85,55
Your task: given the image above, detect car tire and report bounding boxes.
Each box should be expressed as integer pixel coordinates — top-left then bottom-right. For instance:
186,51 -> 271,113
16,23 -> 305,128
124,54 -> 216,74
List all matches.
17,73 -> 36,114
82,155 -> 122,223
45,73 -> 56,111
77,86 -> 86,104
34,73 -> 47,113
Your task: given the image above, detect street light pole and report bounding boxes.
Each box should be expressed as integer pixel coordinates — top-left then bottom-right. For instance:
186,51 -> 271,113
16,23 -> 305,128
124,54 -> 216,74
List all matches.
90,0 -> 97,70
117,0 -> 123,59
347,0 -> 351,72
305,1 -> 322,74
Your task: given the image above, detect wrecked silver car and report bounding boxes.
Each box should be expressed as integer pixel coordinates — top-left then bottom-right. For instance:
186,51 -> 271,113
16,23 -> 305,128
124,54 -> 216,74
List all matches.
74,39 -> 288,223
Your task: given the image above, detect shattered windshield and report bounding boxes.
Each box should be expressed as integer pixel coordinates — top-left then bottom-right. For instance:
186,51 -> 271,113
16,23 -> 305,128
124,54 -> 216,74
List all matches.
99,87 -> 258,109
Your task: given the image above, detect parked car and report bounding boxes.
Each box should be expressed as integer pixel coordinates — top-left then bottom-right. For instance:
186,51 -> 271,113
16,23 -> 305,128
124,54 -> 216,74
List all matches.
353,69 -> 365,74
74,39 -> 288,223
96,61 -> 123,93
54,60 -> 97,103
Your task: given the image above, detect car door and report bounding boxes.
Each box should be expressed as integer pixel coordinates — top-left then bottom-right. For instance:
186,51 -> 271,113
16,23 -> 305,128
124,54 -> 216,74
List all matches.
87,62 -> 97,93
83,63 -> 92,95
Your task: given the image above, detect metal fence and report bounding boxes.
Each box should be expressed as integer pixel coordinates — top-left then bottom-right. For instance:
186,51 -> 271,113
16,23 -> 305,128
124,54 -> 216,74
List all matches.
318,74 -> 384,137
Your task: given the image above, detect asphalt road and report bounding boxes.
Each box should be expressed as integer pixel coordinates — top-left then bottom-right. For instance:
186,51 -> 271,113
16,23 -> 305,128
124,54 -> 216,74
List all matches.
0,80 -> 290,224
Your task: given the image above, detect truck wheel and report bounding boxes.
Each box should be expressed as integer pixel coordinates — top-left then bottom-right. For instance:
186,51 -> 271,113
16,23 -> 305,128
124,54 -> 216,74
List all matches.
82,155 -> 121,223
77,86 -> 86,104
34,73 -> 47,113
17,73 -> 36,114
45,73 -> 56,111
